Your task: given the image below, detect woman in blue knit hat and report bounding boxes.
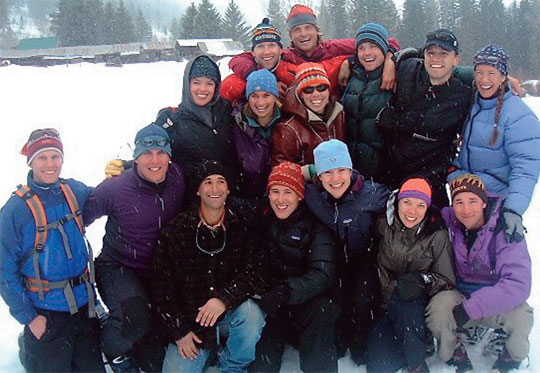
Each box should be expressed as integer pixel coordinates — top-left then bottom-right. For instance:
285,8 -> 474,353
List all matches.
304,139 -> 390,365
231,68 -> 281,198
448,44 -> 540,244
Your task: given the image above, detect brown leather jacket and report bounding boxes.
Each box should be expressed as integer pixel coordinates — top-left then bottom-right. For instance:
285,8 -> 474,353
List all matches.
271,88 -> 346,167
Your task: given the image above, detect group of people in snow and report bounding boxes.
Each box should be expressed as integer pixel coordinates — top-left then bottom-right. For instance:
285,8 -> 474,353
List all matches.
1,3 -> 540,373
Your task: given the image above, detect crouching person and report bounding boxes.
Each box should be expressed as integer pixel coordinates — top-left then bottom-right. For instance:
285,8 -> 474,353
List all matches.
252,162 -> 339,373
426,174 -> 533,373
84,124 -> 185,372
0,128 -> 104,372
152,161 -> 266,373
367,177 -> 455,373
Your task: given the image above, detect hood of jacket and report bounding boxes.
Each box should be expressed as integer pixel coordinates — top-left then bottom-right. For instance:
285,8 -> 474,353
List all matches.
180,55 -> 222,127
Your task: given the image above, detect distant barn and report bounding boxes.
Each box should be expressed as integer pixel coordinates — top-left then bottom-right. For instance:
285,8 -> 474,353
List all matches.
0,38 -> 245,67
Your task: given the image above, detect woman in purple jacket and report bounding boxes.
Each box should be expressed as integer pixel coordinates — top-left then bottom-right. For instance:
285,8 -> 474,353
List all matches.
231,68 -> 280,198
426,174 -> 533,373
84,124 -> 186,372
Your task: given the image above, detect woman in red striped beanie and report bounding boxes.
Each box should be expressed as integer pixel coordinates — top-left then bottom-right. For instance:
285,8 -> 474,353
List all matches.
271,62 -> 345,175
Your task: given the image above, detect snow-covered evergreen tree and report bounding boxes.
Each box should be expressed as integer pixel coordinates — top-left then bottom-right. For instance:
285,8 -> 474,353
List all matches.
267,0 -> 289,45
134,8 -> 152,42
194,0 -> 222,38
325,0 -> 348,38
454,0 -> 480,63
114,0 -> 136,43
398,0 -> 428,48
180,2 -> 198,39
478,0 -> 505,48
222,0 -> 250,47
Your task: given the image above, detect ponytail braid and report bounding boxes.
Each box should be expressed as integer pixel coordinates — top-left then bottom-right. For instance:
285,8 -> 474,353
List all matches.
489,78 -> 507,146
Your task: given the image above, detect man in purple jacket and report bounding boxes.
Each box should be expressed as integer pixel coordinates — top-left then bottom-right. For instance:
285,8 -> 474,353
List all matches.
425,174 -> 533,373
84,124 -> 185,373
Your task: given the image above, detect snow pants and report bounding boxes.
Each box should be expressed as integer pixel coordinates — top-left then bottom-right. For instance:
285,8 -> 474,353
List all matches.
95,260 -> 166,372
251,295 -> 340,373
366,292 -> 429,372
334,255 -> 380,363
22,307 -> 104,373
426,290 -> 534,362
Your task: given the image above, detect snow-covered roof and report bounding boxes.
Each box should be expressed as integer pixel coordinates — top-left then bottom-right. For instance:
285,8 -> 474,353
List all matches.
175,38 -> 233,47
198,40 -> 244,56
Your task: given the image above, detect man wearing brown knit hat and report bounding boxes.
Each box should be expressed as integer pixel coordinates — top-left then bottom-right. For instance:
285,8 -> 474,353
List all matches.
426,173 -> 533,373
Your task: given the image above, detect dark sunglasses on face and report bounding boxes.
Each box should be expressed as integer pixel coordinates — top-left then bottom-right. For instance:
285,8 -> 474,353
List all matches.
302,84 -> 329,94
136,138 -> 170,147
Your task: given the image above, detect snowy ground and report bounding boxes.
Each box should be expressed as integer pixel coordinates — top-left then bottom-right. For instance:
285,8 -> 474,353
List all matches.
0,61 -> 538,372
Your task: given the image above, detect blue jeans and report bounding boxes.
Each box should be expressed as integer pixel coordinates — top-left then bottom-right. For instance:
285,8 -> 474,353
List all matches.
162,299 -> 265,373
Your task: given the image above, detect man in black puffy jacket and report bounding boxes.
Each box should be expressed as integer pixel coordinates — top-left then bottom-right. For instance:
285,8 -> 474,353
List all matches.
378,29 -> 471,207
252,162 -> 338,373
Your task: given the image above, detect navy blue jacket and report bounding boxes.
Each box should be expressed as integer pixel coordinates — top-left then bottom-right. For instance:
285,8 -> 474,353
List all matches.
0,174 -> 92,324
305,171 -> 389,264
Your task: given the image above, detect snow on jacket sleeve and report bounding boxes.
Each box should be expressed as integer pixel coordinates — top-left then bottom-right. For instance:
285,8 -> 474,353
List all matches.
426,230 -> 456,297
229,51 -> 257,80
0,198 -> 38,325
463,234 -> 531,320
83,176 -> 117,227
220,73 -> 247,104
151,226 -> 191,341
502,101 -> 540,215
285,220 -> 336,305
271,120 -> 302,166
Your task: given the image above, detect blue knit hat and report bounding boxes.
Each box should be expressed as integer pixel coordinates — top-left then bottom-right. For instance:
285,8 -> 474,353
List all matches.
355,23 -> 389,55
473,44 -> 509,76
133,124 -> 172,159
245,69 -> 279,99
189,55 -> 220,83
314,139 -> 352,175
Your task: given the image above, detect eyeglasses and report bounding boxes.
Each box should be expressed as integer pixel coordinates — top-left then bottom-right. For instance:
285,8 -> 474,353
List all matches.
302,84 -> 329,94
136,138 -> 170,147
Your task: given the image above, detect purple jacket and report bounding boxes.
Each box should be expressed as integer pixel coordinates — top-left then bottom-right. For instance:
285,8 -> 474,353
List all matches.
84,164 -> 185,276
442,195 -> 531,320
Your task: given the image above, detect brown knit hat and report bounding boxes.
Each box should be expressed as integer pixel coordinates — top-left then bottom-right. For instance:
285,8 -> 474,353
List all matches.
295,62 -> 330,96
449,174 -> 488,202
267,162 -> 305,199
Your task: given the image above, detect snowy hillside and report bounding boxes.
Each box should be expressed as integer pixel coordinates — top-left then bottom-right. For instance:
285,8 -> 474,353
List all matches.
0,60 -> 539,372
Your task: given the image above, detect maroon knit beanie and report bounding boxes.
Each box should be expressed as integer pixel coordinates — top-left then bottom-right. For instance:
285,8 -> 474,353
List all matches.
267,162 -> 305,200
20,128 -> 64,166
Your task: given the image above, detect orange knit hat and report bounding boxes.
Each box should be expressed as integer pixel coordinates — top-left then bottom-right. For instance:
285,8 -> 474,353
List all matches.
267,162 -> 305,200
295,62 -> 330,96
398,177 -> 432,206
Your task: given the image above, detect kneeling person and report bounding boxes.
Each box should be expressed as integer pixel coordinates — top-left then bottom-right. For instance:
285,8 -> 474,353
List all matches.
152,162 -> 266,372
426,174 -> 533,373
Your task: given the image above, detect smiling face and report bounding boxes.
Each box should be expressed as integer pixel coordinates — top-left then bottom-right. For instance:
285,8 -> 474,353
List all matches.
398,197 -> 428,229
198,174 -> 229,211
252,42 -> 282,70
319,168 -> 352,199
423,45 -> 460,85
290,23 -> 319,55
268,185 -> 301,219
300,84 -> 329,114
357,41 -> 385,72
248,91 -> 277,123
31,150 -> 63,184
135,148 -> 170,183
474,64 -> 506,99
190,77 -> 216,106
452,192 -> 487,230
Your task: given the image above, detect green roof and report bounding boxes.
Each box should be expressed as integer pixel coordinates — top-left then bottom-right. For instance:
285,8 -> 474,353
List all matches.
18,36 -> 60,51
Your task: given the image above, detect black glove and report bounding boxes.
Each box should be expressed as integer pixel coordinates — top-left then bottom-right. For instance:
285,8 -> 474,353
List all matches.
258,284 -> 290,318
395,271 -> 427,301
495,208 -> 524,243
452,303 -> 470,329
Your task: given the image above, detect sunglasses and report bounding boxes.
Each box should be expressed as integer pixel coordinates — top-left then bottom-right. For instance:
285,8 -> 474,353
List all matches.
426,31 -> 457,43
473,55 -> 504,65
302,84 -> 329,94
136,138 -> 170,147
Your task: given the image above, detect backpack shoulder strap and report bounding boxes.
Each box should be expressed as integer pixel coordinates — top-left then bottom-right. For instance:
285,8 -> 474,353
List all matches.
59,180 -> 84,234
14,185 -> 47,251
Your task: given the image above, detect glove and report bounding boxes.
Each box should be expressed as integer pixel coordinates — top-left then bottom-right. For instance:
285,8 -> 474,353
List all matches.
496,208 -> 524,243
452,303 -> 470,329
395,271 -> 427,301
258,284 -> 290,318
105,159 -> 125,179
